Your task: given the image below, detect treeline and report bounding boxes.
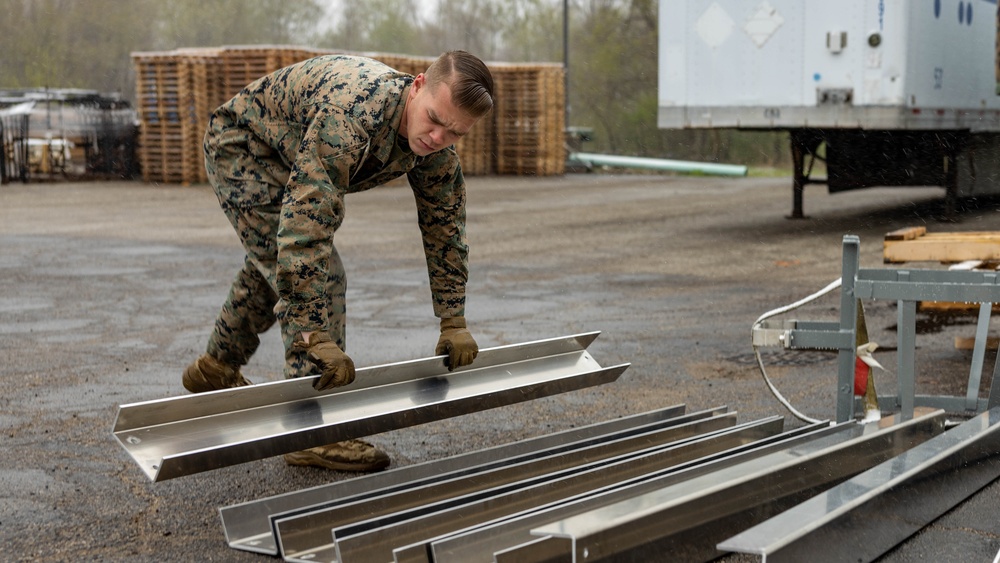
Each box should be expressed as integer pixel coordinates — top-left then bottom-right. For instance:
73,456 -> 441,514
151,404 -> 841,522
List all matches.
0,0 -> 789,167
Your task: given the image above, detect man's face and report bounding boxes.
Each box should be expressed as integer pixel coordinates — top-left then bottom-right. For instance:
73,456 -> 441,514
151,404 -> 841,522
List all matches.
401,74 -> 478,157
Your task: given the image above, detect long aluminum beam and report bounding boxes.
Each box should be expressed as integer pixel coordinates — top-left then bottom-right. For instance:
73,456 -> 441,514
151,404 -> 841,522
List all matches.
428,420 -> 841,563
523,408 -> 946,562
717,407 -> 1000,562
112,332 -> 629,482
220,403 -> 700,555
277,413 -> 745,561
335,418 -> 786,563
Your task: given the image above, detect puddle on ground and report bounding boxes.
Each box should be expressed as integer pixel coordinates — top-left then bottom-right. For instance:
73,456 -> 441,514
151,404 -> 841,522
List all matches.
887,311 -> 977,335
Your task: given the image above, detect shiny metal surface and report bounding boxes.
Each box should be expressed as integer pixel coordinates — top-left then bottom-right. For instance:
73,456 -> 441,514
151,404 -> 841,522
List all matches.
276,412 -> 744,562
492,536 -> 569,563
333,417 -> 783,563
112,333 -> 628,481
717,407 -> 1000,563
429,420 -> 841,563
527,409 -> 946,562
269,407 -> 726,558
220,404 -> 695,555
331,417 -> 784,563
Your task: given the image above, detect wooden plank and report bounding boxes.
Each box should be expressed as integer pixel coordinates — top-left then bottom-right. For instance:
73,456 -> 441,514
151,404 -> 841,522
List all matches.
954,335 -> 1000,350
883,228 -> 1000,348
918,301 -> 1000,313
884,229 -> 1000,263
884,226 -> 926,241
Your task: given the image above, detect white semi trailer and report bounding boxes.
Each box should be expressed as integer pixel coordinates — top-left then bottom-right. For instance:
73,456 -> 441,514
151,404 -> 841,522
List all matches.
658,0 -> 1000,217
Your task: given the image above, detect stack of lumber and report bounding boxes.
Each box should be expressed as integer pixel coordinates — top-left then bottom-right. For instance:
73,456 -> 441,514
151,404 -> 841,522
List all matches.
131,46 -> 565,184
884,226 -> 1000,349
884,226 -> 1000,266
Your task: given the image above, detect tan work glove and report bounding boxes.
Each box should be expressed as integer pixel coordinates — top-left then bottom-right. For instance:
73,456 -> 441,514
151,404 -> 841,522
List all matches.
435,317 -> 479,371
293,332 -> 356,391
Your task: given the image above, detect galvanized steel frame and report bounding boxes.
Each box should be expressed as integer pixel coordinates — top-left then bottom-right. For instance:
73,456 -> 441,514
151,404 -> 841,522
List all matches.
754,236 -> 1000,422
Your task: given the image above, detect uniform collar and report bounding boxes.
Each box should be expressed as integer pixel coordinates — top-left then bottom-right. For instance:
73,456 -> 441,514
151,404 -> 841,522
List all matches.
369,80 -> 413,166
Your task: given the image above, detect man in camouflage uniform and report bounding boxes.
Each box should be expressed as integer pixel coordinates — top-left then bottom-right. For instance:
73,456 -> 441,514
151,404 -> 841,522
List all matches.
182,50 -> 494,472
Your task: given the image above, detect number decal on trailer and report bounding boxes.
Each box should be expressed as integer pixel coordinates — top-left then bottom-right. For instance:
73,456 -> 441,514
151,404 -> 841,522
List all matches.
933,67 -> 944,89
764,108 -> 781,119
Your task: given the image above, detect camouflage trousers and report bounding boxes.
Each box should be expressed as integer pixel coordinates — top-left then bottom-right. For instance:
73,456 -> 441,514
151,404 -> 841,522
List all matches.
205,203 -> 347,379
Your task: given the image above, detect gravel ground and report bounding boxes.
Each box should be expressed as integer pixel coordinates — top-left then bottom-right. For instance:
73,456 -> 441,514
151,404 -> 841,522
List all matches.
2,173 -> 1000,561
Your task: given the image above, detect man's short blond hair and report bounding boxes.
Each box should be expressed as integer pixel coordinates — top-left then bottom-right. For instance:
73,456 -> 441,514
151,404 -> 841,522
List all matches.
424,50 -> 495,118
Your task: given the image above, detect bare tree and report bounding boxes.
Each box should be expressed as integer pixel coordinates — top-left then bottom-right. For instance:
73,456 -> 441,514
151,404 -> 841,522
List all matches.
319,0 -> 426,55
0,0 -> 323,96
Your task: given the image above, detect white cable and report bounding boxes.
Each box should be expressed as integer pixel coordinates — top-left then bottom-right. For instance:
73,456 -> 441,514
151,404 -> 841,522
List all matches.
753,277 -> 843,327
752,278 -> 843,424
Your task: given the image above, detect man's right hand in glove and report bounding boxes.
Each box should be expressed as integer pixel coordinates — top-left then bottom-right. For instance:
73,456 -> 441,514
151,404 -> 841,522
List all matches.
436,316 -> 479,371
294,332 -> 356,391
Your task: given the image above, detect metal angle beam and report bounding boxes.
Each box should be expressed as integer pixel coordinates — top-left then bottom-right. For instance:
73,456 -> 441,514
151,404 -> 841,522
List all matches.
342,418 -> 787,563
276,412 -> 744,562
112,332 -> 628,482
524,408 -> 947,563
717,407 -> 1000,563
493,536 -> 566,563
220,403 -> 700,555
428,420 -> 842,563
264,407 -> 729,557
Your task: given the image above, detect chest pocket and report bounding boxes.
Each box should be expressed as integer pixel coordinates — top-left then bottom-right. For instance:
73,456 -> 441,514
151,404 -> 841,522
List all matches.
320,140 -> 369,188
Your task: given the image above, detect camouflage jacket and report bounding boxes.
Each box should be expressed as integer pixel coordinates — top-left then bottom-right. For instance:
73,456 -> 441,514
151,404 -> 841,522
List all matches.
205,55 -> 468,334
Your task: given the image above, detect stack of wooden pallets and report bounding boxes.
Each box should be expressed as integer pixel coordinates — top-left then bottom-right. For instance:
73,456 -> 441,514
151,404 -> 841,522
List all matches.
133,46 -> 330,184
132,46 -> 565,183
176,48 -> 224,184
491,63 -> 565,176
218,45 -> 336,100
133,51 -> 188,184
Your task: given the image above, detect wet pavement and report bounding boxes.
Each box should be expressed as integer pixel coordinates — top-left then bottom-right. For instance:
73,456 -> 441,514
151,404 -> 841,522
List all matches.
2,174 -> 1000,561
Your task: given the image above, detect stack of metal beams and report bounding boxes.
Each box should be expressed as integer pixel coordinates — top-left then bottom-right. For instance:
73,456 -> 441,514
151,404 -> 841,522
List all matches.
214,407 -> 1000,563
113,332 -> 1000,562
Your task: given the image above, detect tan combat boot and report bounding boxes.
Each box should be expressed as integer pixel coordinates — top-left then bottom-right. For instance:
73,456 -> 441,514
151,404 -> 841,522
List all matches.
283,439 -> 391,472
182,354 -> 252,393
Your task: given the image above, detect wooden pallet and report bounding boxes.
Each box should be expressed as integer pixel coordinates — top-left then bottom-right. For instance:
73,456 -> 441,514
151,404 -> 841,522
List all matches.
492,63 -> 565,176
132,47 -> 566,182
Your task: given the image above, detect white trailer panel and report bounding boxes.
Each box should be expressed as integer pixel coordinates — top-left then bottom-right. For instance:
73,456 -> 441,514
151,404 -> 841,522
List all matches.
659,0 -> 1000,131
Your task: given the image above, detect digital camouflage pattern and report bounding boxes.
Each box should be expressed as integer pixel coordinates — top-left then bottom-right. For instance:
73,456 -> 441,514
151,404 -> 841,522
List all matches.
203,55 -> 470,377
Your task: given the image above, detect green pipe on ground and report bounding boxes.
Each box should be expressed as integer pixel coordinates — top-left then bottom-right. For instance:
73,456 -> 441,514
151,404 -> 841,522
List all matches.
569,152 -> 748,177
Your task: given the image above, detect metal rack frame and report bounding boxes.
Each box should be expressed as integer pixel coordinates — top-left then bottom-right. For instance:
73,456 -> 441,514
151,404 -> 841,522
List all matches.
754,235 -> 1000,422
